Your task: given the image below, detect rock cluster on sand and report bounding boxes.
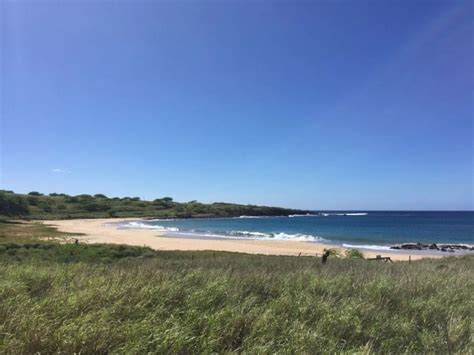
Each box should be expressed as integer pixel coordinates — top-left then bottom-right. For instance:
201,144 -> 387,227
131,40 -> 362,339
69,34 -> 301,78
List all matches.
390,243 -> 474,253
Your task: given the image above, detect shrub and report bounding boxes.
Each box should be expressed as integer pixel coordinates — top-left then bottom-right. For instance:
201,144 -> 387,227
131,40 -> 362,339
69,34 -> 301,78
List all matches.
50,193 -> 68,197
28,191 -> 43,196
0,192 -> 29,216
42,205 -> 53,213
65,196 -> 79,203
83,202 -> 111,212
345,249 -> 364,259
27,196 -> 39,206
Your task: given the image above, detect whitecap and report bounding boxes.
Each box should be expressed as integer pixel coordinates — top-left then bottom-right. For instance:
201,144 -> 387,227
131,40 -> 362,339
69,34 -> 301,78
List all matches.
320,212 -> 368,216
343,243 -> 392,251
121,221 -> 179,232
288,213 -> 319,217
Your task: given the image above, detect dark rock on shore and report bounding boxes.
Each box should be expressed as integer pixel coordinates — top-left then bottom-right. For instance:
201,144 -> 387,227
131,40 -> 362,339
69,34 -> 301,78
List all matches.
390,242 -> 474,252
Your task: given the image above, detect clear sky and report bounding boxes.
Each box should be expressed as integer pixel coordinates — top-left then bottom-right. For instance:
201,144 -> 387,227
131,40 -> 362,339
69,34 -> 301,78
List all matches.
1,0 -> 473,210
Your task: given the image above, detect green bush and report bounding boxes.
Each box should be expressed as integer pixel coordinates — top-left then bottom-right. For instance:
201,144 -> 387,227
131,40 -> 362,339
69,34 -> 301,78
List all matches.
82,202 -> 111,212
64,196 -> 79,203
345,248 -> 365,259
27,196 -> 39,206
42,205 -> 53,213
0,192 -> 29,216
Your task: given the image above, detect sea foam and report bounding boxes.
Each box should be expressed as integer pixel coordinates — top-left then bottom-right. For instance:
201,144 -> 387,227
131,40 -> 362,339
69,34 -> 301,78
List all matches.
342,243 -> 392,251
229,230 -> 323,242
121,222 -> 322,242
288,213 -> 319,217
320,212 -> 368,216
121,221 -> 179,232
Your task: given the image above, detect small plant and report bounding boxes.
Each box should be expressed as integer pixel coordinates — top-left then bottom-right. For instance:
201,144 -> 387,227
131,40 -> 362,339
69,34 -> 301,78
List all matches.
345,248 -> 364,259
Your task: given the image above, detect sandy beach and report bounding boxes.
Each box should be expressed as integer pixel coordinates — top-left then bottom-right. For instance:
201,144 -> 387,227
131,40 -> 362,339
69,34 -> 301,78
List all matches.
41,218 -> 445,261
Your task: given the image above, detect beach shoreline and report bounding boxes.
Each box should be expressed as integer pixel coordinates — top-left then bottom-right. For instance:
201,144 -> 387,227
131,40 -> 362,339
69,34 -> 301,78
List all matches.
40,218 -> 451,261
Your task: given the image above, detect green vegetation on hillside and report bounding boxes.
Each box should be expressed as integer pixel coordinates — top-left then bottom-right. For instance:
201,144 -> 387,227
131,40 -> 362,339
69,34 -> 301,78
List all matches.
0,222 -> 472,353
0,190 -> 309,220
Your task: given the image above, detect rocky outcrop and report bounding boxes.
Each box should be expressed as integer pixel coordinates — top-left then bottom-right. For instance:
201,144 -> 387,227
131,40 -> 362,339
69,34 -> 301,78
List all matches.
390,243 -> 473,253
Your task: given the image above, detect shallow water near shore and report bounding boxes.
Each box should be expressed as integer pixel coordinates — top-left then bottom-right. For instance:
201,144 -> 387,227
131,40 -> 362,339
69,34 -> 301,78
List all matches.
120,211 -> 473,252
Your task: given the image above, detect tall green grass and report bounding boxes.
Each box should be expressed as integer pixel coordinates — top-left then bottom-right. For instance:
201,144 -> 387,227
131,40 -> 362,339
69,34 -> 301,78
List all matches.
0,244 -> 472,353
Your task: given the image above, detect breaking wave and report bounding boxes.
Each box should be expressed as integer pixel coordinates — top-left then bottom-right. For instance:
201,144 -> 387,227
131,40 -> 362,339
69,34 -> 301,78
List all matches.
288,213 -> 319,217
343,243 -> 392,251
120,222 -> 322,242
229,231 -> 323,242
320,212 -> 368,216
120,221 -> 179,232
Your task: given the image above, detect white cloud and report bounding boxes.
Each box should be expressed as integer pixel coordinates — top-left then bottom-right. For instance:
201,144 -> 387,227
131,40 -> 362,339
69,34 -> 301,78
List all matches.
51,168 -> 65,173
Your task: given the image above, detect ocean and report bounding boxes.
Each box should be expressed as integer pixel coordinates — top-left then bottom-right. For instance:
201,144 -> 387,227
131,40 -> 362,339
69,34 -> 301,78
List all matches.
120,211 -> 474,251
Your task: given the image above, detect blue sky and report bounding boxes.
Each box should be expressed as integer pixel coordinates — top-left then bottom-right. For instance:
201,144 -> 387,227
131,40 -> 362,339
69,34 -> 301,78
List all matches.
2,0 -> 473,210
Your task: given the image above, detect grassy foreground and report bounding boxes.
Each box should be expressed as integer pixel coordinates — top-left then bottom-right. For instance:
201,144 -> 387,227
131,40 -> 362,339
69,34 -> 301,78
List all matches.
0,222 -> 473,353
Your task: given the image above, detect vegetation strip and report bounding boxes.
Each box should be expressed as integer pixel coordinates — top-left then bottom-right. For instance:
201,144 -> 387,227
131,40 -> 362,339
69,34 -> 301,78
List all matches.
0,190 -> 310,220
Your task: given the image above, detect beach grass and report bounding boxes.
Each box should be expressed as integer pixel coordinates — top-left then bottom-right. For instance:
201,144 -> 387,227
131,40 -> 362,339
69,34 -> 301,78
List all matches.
0,219 -> 83,245
0,223 -> 472,353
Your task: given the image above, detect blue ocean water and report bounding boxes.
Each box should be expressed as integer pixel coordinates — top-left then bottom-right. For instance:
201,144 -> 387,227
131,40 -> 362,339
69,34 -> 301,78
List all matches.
123,212 -> 474,250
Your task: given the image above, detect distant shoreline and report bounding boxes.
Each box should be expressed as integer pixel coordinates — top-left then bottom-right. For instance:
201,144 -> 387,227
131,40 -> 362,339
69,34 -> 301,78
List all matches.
43,218 -> 448,261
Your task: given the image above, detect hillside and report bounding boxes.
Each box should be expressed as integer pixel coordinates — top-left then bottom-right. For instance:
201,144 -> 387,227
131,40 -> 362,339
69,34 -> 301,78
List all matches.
0,190 -> 310,220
